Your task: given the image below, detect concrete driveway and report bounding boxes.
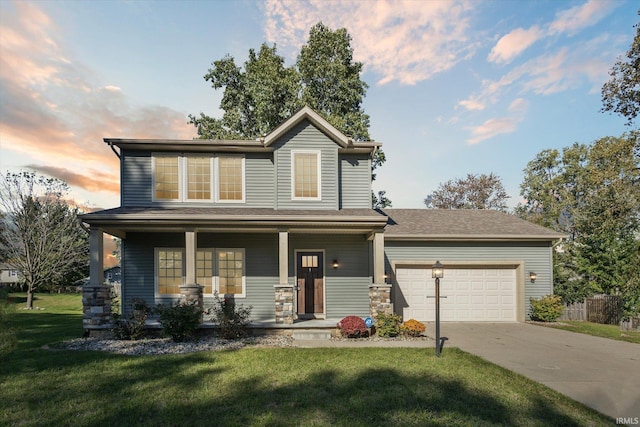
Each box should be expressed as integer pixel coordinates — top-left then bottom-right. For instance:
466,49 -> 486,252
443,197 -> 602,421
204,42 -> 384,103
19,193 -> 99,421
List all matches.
437,322 -> 640,421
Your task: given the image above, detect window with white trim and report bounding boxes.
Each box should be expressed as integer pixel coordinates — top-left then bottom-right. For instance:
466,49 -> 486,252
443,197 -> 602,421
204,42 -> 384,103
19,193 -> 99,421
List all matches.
152,154 -> 244,202
186,157 -> 212,200
197,249 -> 214,295
217,249 -> 245,297
292,150 -> 321,200
217,156 -> 245,202
156,249 -> 184,295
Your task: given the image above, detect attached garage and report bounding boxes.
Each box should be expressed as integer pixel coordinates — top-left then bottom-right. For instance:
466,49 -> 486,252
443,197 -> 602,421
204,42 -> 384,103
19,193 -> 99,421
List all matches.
380,209 -> 566,322
395,266 -> 517,322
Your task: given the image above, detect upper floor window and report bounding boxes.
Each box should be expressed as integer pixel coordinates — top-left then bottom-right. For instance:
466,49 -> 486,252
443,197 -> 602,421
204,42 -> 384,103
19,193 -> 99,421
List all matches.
154,156 -> 180,200
292,150 -> 321,200
153,154 -> 243,203
217,156 -> 245,202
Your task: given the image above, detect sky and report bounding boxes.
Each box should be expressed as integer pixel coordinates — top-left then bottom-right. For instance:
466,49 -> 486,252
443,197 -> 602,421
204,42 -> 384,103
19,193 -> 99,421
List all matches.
0,0 -> 636,212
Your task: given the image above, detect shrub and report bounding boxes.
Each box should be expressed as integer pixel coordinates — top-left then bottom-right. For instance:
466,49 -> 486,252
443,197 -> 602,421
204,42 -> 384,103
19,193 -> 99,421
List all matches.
207,293 -> 252,339
401,319 -> 426,337
337,316 -> 368,338
111,298 -> 149,340
530,294 -> 564,322
375,313 -> 402,337
154,300 -> 203,342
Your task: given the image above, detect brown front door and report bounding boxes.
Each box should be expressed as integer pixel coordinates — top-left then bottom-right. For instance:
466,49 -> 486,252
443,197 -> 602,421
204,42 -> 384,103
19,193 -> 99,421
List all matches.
296,252 -> 324,317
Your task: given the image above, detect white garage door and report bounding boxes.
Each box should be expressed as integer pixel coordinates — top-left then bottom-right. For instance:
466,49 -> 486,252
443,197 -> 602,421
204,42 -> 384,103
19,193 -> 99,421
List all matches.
395,267 -> 516,322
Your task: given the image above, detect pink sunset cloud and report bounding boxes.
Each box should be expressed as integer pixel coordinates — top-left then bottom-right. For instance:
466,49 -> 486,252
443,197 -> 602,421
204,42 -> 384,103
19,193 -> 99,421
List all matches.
0,1 -> 195,199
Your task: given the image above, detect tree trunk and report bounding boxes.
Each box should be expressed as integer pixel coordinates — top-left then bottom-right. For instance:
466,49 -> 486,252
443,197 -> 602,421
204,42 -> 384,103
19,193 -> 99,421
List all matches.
26,290 -> 34,309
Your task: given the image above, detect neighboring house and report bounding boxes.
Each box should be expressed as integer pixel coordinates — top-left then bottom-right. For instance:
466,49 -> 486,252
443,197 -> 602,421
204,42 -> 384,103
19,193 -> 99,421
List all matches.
79,106 -> 564,331
0,262 -> 21,287
104,266 -> 121,285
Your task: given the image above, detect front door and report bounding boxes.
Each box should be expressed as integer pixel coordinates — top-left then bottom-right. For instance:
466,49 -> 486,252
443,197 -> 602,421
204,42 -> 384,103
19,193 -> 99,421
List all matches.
296,252 -> 324,318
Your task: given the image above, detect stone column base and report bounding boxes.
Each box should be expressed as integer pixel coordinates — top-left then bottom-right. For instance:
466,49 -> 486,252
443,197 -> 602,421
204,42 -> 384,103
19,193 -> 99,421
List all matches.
369,284 -> 393,318
82,284 -> 112,330
274,285 -> 294,324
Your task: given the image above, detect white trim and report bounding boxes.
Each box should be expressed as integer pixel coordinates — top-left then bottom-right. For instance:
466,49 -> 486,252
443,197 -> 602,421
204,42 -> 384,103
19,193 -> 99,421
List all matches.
154,247 -> 185,298
215,248 -> 246,298
291,150 -> 321,201
294,249 -> 326,318
215,155 -> 246,203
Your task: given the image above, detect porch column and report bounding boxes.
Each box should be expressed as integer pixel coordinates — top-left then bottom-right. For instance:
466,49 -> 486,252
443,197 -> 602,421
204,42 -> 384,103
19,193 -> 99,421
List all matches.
83,228 -> 112,335
182,230 -> 203,314
89,228 -> 104,286
370,231 -> 392,317
278,231 -> 289,285
275,231 -> 293,324
373,231 -> 385,285
185,230 -> 197,285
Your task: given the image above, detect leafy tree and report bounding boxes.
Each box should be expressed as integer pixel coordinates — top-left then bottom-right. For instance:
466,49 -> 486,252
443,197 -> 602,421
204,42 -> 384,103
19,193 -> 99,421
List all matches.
373,190 -> 392,209
190,22 -> 388,206
0,172 -> 88,309
517,133 -> 640,310
601,11 -> 640,127
424,173 -> 509,210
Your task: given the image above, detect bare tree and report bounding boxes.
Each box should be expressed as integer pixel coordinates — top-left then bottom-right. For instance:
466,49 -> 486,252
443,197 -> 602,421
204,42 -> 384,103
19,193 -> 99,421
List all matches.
425,173 -> 510,211
0,172 -> 88,309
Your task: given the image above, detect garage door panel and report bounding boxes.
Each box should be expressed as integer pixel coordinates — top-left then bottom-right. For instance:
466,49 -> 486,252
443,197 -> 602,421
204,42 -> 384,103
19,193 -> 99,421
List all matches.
396,267 -> 516,322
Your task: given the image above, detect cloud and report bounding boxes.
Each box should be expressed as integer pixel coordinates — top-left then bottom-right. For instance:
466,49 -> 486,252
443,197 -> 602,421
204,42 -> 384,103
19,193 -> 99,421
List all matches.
507,98 -> 529,113
263,0 -> 476,85
488,26 -> 543,64
25,165 -> 119,194
0,2 -> 194,202
466,117 -> 520,145
457,98 -> 485,111
548,0 -> 618,36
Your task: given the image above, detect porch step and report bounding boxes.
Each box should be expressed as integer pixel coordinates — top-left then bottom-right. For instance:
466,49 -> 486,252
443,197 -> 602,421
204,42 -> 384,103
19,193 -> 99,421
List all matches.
292,329 -> 332,341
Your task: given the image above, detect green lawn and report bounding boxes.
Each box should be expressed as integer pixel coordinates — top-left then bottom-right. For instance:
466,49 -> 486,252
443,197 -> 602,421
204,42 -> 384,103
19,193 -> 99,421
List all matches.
538,320 -> 640,344
0,293 -> 613,426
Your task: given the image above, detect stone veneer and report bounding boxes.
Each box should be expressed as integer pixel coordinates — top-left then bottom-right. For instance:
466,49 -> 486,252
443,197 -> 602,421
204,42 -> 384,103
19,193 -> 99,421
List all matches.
274,285 -> 294,324
369,284 -> 393,318
179,284 -> 204,320
82,284 -> 112,332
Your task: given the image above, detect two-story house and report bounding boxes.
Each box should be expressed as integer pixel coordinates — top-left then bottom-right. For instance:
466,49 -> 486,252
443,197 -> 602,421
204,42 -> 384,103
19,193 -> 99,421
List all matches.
80,106 -> 564,333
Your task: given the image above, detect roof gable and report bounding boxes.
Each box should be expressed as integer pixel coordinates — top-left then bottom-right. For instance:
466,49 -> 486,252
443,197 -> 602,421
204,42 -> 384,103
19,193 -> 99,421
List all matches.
263,106 -> 350,147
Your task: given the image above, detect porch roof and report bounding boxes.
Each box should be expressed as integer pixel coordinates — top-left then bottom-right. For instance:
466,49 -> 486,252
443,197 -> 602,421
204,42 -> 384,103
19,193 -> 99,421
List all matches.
79,207 -> 388,238
381,209 -> 567,242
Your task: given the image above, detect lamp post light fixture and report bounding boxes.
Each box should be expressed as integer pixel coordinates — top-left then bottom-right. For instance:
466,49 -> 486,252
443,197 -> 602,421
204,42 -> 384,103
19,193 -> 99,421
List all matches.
432,260 -> 446,357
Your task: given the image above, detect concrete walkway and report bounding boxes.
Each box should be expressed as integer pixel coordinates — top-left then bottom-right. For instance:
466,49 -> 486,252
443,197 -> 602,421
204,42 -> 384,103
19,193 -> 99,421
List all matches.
439,322 -> 640,421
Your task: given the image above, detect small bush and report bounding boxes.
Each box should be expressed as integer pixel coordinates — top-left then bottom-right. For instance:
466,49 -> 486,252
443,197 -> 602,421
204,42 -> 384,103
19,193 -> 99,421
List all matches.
154,300 -> 203,342
207,293 -> 252,339
530,294 -> 564,322
337,316 -> 368,338
111,298 -> 149,340
401,319 -> 426,337
375,313 -> 402,337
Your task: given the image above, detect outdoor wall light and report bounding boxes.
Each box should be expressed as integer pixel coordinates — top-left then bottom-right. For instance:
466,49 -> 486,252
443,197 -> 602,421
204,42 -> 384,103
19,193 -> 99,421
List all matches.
332,260 -> 339,269
529,272 -> 537,283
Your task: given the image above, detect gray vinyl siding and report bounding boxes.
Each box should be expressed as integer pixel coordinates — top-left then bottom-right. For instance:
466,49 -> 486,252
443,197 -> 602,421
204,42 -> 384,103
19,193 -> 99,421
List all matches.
339,154 -> 372,208
121,150 -> 152,206
289,234 -> 372,318
273,120 -> 339,210
121,232 -> 278,320
384,241 -> 554,320
120,150 -> 275,208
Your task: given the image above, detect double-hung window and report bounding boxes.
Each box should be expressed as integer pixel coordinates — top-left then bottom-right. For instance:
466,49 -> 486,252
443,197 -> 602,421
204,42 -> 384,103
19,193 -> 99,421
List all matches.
156,249 -> 184,295
217,249 -> 245,297
292,150 -> 321,200
153,154 -> 244,202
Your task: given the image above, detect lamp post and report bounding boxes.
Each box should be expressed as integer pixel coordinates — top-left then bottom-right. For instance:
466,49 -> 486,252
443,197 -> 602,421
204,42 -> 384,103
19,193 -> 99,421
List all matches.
432,260 -> 444,356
